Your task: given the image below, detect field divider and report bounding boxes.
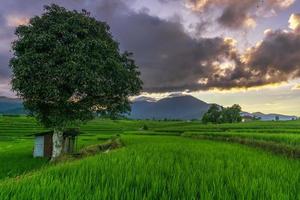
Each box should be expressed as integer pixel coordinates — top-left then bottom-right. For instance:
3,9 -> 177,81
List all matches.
54,136 -> 124,163
183,134 -> 300,159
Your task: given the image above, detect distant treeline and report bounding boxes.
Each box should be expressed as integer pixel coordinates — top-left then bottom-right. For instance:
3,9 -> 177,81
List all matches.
202,104 -> 242,124
0,114 -> 25,117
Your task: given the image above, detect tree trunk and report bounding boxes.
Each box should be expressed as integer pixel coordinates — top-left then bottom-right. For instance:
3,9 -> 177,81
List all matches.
51,128 -> 64,161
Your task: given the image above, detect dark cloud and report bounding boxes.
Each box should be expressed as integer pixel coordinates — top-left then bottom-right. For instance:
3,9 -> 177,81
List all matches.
0,0 -> 105,85
0,0 -> 241,93
98,6 -> 239,92
217,3 -> 254,29
1,0 -> 300,95
201,17 -> 300,90
96,1 -> 300,92
186,0 -> 294,29
243,29 -> 300,84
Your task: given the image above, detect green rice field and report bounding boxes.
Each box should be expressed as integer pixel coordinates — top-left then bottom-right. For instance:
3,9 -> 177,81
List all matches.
0,116 -> 299,199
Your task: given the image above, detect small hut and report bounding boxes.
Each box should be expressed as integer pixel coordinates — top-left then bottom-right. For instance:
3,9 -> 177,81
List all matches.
31,129 -> 79,158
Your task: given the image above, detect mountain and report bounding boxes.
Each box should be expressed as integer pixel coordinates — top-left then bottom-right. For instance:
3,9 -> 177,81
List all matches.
129,95 -> 211,120
0,96 -> 25,114
0,95 -> 298,121
132,96 -> 156,102
0,95 -> 209,119
241,111 -> 298,121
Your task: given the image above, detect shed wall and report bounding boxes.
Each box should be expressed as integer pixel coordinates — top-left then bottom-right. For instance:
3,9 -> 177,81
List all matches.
33,136 -> 44,157
44,134 -> 53,158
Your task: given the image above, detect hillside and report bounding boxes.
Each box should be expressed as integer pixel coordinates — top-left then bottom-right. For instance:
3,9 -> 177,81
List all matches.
130,95 -> 211,120
1,95 -> 298,120
241,111 -> 298,121
0,96 -> 25,114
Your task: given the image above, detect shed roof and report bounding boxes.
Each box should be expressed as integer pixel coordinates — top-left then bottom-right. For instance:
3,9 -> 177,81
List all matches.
30,128 -> 80,137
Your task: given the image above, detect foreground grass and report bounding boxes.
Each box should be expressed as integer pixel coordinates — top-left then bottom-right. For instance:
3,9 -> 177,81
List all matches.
0,117 -> 114,181
1,117 -> 300,199
0,139 -> 47,180
0,136 -> 299,200
0,135 -> 113,180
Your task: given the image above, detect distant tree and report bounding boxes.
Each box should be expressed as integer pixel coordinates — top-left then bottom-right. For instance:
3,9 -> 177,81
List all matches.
253,116 -> 261,121
10,4 -> 142,160
202,104 -> 221,123
275,116 -> 280,121
221,104 -> 242,123
202,104 -> 242,124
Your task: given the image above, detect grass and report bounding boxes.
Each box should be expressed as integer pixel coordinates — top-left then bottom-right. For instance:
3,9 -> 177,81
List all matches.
0,138 -> 48,180
0,136 -> 299,199
185,133 -> 300,159
184,131 -> 300,146
0,116 -> 300,199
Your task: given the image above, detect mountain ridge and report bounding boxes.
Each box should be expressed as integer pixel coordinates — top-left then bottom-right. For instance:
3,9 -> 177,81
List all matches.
130,95 -> 211,120
0,96 -> 25,114
242,111 -> 297,121
0,95 -> 298,120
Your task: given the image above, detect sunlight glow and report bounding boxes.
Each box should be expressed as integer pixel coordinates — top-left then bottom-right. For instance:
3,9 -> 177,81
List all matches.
289,13 -> 300,31
6,15 -> 29,27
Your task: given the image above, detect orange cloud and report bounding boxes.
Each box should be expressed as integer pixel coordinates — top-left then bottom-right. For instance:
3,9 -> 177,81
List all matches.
6,15 -> 29,27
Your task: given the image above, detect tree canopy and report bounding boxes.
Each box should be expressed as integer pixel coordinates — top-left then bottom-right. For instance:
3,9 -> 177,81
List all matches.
201,104 -> 221,124
202,104 -> 242,124
10,4 -> 142,129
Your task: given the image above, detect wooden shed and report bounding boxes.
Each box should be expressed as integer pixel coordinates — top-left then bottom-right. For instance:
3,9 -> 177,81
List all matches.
32,129 -> 79,158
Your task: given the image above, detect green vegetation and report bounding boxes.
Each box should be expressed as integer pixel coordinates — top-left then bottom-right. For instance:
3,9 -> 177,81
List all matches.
10,4 -> 142,159
0,139 -> 47,180
0,116 -> 300,199
202,104 -> 242,124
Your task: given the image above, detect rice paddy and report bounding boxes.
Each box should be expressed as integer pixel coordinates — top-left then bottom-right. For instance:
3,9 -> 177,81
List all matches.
0,116 -> 300,199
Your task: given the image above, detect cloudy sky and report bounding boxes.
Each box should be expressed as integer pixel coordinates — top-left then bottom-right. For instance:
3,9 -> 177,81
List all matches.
1,0 -> 300,115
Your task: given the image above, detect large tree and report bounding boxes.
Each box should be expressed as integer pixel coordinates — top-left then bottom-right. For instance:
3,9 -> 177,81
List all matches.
10,4 -> 142,160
